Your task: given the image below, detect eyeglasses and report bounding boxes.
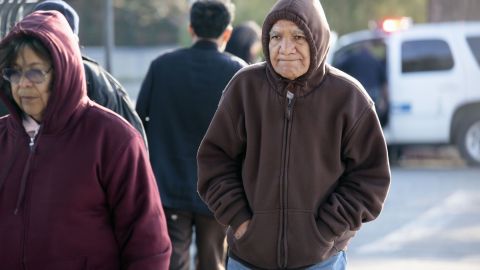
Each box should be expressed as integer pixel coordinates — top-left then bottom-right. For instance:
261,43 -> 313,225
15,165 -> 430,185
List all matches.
2,67 -> 52,84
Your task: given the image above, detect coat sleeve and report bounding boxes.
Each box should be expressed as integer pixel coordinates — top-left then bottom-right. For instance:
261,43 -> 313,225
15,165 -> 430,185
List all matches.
84,59 -> 147,146
104,134 -> 171,270
317,105 -> 391,242
197,94 -> 251,230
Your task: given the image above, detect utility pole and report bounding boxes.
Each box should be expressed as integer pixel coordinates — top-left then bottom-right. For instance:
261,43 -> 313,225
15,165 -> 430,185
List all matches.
104,0 -> 114,72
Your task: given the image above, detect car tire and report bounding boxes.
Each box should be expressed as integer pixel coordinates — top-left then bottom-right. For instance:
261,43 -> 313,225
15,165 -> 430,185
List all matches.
456,115 -> 480,166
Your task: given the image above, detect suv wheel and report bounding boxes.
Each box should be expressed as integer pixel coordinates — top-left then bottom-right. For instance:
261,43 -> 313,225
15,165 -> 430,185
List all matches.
457,116 -> 480,166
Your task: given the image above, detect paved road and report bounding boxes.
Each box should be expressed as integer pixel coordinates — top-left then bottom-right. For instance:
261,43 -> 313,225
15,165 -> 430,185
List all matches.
347,166 -> 480,270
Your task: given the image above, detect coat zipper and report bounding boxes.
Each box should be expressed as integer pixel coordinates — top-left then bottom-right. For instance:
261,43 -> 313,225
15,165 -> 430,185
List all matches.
20,130 -> 39,270
279,90 -> 295,268
286,91 -> 295,120
15,131 -> 38,215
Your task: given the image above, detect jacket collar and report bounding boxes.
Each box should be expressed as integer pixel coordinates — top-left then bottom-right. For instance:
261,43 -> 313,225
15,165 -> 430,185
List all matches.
192,39 -> 219,51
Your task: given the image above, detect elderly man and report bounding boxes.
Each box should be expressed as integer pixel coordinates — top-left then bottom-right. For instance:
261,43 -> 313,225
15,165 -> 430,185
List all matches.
197,0 -> 391,269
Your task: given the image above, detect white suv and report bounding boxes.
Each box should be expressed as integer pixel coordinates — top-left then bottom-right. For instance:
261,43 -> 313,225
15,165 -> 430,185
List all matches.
330,19 -> 480,166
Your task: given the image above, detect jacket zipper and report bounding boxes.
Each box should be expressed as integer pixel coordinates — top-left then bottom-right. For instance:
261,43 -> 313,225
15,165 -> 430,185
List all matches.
286,91 -> 295,120
279,90 -> 295,268
20,131 -> 39,270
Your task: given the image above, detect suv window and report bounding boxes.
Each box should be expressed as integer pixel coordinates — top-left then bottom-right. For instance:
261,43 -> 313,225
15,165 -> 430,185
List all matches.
401,39 -> 454,73
467,36 -> 480,67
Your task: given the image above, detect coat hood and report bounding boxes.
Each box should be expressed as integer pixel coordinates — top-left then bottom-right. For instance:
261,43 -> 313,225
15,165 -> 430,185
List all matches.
262,0 -> 331,95
0,10 -> 87,134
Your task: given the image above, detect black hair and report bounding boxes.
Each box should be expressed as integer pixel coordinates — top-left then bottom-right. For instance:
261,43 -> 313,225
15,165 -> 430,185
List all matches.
0,35 -> 52,70
225,21 -> 261,64
190,0 -> 234,39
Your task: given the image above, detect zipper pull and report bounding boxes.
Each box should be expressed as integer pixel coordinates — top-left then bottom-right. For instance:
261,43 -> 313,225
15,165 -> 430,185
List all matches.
28,129 -> 39,151
286,91 -> 295,120
29,137 -> 35,150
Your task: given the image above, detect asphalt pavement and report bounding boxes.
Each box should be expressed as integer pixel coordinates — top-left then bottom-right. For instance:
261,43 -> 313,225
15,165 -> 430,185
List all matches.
347,147 -> 480,270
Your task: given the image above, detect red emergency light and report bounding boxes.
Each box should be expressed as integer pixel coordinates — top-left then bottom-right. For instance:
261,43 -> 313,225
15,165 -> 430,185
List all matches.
380,17 -> 412,33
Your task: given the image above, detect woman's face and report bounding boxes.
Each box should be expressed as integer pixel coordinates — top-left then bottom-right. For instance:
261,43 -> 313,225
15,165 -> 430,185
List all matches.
10,46 -> 52,122
269,20 -> 310,80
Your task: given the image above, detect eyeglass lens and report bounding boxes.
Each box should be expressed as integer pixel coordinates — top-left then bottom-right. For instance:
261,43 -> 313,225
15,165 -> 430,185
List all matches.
2,68 -> 48,84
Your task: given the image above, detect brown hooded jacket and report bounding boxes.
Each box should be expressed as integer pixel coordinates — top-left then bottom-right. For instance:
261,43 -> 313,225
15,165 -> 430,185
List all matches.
197,0 -> 390,268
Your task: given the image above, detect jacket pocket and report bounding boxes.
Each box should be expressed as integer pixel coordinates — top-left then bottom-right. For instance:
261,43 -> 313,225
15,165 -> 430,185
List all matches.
228,211 -> 280,269
286,211 -> 334,268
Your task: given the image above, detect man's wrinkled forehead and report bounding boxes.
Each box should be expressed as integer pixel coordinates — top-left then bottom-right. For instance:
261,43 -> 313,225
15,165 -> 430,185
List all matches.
269,20 -> 305,36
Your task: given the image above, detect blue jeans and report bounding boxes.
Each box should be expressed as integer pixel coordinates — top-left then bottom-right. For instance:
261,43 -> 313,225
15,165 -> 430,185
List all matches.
227,251 -> 347,270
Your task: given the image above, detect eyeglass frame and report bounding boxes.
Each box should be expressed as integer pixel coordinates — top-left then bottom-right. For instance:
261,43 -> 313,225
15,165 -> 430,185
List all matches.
2,67 -> 53,85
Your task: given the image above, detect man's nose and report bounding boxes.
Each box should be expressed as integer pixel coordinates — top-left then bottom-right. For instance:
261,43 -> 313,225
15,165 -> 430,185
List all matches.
279,38 -> 295,54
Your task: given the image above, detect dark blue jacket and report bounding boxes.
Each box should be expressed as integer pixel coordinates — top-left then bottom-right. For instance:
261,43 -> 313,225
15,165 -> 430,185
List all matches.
335,47 -> 386,102
136,40 -> 246,215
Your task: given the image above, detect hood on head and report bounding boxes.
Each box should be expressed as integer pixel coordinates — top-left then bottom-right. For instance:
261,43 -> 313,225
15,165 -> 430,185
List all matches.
0,10 -> 87,133
262,0 -> 331,85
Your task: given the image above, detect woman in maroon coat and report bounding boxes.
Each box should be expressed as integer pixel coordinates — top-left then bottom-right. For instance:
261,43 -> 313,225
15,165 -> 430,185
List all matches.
0,11 -> 171,270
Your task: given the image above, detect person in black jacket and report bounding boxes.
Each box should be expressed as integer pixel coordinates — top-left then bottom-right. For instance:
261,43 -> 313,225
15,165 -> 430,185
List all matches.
135,1 -> 246,269
335,41 -> 389,126
30,0 -> 147,142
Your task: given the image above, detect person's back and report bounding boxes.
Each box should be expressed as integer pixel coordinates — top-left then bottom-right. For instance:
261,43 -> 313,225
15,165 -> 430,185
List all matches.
336,47 -> 384,100
135,1 -> 246,269
139,44 -> 244,154
336,45 -> 388,125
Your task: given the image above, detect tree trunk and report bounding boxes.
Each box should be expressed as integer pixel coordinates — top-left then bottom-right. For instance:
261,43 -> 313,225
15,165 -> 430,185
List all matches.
428,0 -> 480,22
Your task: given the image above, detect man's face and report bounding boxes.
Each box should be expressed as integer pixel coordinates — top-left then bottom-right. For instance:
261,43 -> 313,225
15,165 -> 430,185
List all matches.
269,20 -> 310,80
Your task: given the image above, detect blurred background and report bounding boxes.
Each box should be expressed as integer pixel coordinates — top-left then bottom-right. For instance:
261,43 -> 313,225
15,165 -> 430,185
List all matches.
34,0 -> 480,46
2,0 -> 479,100
1,1 -> 480,269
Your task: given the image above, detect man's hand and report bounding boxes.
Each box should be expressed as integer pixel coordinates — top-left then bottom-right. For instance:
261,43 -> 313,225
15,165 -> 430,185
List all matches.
234,220 -> 251,239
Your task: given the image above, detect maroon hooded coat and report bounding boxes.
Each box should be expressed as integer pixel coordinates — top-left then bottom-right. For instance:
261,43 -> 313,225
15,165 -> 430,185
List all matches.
0,11 -> 171,270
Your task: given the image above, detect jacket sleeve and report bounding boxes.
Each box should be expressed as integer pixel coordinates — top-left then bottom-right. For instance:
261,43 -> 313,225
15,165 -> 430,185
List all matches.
317,104 -> 391,242
197,95 -> 251,230
83,59 -> 147,146
102,71 -> 147,143
104,134 -> 171,270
